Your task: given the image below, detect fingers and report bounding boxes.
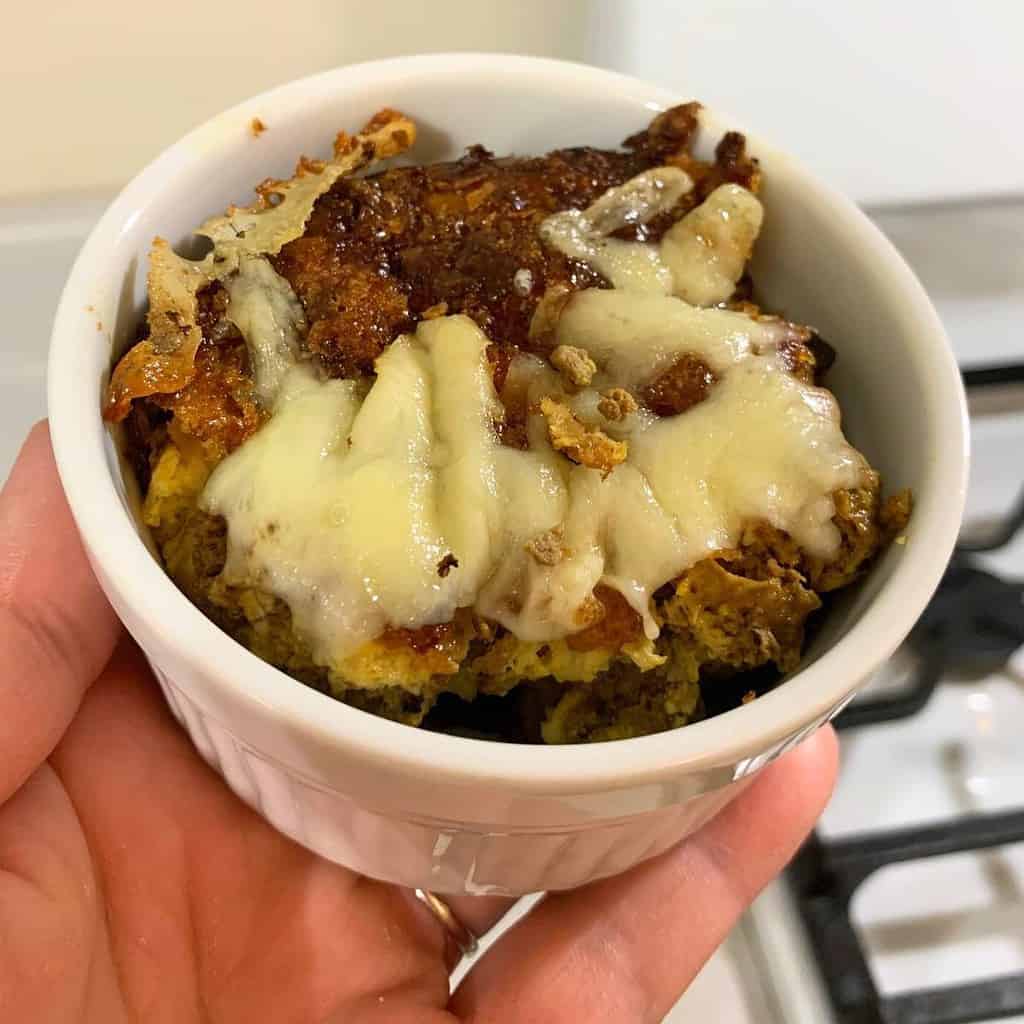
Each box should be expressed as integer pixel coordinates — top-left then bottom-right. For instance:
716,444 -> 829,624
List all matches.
0,423 -> 121,803
451,727 -> 838,1023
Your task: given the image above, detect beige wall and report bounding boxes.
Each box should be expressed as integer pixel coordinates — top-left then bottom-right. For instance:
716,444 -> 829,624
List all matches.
4,1 -> 589,199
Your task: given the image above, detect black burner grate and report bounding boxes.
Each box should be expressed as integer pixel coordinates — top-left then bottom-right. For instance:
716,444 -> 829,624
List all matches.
788,362 -> 1024,1024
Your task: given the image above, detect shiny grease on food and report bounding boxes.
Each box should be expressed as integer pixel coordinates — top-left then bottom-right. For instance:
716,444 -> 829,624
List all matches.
108,105 -> 910,743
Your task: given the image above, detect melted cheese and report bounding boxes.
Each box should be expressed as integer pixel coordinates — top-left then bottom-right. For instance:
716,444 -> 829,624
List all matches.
203,301 -> 865,665
660,184 -> 764,306
552,288 -> 783,388
204,317 -> 569,658
539,168 -> 692,294
201,135 -> 868,671
540,173 -> 763,307
224,253 -> 308,403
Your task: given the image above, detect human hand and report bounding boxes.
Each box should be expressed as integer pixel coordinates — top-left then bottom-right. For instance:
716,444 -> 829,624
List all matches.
0,423 -> 837,1023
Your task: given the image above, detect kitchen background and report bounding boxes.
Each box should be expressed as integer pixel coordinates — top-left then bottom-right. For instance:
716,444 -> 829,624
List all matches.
3,2 -> 1023,1021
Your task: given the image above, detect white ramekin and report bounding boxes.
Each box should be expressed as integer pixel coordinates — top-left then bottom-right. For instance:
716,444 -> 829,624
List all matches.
47,54 -> 968,895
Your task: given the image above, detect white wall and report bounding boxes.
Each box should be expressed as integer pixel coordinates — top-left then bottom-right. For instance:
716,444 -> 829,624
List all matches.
587,0 -> 1024,206
5,1 -> 1023,204
3,1 -> 588,199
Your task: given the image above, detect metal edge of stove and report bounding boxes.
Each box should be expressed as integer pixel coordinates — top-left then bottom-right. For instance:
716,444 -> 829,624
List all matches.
740,881 -> 837,1024
747,361 -> 1024,1024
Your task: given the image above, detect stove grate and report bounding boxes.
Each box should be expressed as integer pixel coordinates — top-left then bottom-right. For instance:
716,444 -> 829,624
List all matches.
789,362 -> 1024,1023
789,811 -> 1024,1024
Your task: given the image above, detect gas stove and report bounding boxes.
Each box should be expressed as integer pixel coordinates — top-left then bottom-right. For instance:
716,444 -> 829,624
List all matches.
783,379 -> 1024,1024
732,202 -> 1024,1024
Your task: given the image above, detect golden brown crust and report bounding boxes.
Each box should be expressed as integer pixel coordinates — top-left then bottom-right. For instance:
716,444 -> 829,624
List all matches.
110,103 -> 726,445
273,244 -> 411,378
567,586 -> 644,652
597,387 -> 638,422
524,527 -> 566,566
528,284 -> 575,349
539,396 -> 628,475
103,239 -> 216,421
640,353 -> 717,416
549,344 -> 597,389
663,553 -> 820,674
151,338 -> 265,462
104,110 -> 417,423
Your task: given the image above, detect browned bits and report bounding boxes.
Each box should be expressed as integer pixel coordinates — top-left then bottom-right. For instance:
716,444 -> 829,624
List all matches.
641,354 -> 718,416
486,343 -> 515,393
597,387 -> 638,422
250,117 -> 267,138
805,332 -> 837,380
151,338 -> 264,461
550,344 -> 597,389
436,553 -> 459,577
280,141 -> 645,367
880,489 -> 913,539
713,131 -> 761,193
277,105 -> 711,373
777,339 -> 817,385
421,301 -> 449,320
495,405 -> 529,450
528,284 -> 574,350
669,129 -> 761,205
540,396 -> 628,476
525,527 -> 565,566
379,621 -> 456,654
624,102 -> 701,162
567,585 -> 643,651
272,245 -> 410,378
357,108 -> 416,157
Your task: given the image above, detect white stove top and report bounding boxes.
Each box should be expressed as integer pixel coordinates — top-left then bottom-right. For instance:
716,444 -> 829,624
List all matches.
739,201 -> 1024,1024
3,193 -> 1022,1024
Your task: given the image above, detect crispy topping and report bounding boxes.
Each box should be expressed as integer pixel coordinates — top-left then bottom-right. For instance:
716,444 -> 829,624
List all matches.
528,284 -> 574,349
641,353 -> 718,416
104,111 -> 415,420
151,338 -> 264,461
278,247 -> 410,379
777,338 -> 817,385
436,553 -> 459,577
524,527 -> 565,566
539,396 -> 628,476
671,130 -> 761,201
573,593 -> 607,630
103,239 -> 215,421
567,586 -> 643,651
378,620 -> 458,655
550,344 -> 597,389
421,301 -> 449,320
597,387 -> 638,422
199,109 -> 415,258
624,102 -> 702,162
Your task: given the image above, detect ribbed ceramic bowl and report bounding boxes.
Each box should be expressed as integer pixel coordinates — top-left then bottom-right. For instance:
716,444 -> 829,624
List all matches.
48,54 -> 967,895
